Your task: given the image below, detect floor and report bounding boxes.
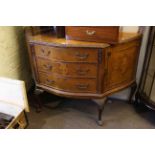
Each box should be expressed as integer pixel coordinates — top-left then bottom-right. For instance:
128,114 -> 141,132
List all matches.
27,93 -> 155,129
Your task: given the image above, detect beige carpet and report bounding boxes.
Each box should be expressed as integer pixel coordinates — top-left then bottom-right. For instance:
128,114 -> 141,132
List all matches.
27,94 -> 155,129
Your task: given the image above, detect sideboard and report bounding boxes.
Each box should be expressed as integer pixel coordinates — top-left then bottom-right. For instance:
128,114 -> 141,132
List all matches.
25,27 -> 142,125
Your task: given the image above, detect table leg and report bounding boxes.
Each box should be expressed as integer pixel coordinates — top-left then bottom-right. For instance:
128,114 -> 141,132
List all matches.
33,87 -> 44,112
93,98 -> 107,126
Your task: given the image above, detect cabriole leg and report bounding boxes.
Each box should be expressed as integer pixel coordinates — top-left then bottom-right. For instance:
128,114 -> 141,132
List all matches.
33,87 -> 44,113
97,105 -> 104,126
93,98 -> 107,126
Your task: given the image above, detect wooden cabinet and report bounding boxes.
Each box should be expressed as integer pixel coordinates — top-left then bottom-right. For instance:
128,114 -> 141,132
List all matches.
105,39 -> 141,91
25,27 -> 142,125
26,29 -> 141,98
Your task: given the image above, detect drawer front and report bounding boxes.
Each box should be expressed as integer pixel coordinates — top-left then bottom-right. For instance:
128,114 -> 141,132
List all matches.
39,73 -> 97,93
65,26 -> 119,44
34,44 -> 98,63
36,58 -> 98,78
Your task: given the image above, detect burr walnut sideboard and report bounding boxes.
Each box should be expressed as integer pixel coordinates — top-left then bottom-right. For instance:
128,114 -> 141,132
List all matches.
25,28 -> 142,125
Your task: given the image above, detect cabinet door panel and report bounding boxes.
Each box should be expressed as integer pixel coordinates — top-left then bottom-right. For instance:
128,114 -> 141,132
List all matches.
105,42 -> 140,90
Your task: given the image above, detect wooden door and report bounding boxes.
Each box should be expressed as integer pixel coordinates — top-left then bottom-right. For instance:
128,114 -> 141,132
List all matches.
104,39 -> 141,91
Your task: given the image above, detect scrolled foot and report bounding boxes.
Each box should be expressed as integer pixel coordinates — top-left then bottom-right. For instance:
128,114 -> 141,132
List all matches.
97,120 -> 103,126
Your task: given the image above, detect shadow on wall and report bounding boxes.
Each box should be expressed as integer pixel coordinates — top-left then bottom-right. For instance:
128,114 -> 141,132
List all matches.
0,26 -> 32,90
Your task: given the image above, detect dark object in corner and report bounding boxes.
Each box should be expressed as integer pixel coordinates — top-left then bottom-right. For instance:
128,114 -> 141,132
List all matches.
54,26 -> 65,38
134,26 -> 155,111
0,112 -> 14,129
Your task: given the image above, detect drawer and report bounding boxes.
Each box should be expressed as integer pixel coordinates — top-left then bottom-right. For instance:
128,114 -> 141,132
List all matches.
34,44 -> 98,63
65,26 -> 120,44
39,73 -> 97,93
36,58 -> 98,78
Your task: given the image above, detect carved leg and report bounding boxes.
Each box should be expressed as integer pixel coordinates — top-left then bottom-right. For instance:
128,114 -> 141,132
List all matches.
129,82 -> 137,104
97,104 -> 104,126
93,98 -> 107,126
33,87 -> 44,113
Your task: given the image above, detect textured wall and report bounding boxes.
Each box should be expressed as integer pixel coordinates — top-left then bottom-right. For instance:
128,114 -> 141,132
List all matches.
0,26 -> 32,90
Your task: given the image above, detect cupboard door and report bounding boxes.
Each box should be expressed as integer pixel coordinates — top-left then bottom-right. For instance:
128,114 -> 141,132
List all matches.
105,40 -> 140,90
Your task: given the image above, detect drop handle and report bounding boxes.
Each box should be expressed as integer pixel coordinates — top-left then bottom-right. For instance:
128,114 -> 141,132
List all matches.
75,53 -> 89,60
43,64 -> 52,70
41,49 -> 51,56
46,79 -> 55,85
86,30 -> 96,35
76,84 -> 89,89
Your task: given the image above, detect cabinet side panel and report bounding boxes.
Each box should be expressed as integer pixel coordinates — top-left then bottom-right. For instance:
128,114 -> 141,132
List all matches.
104,38 -> 141,91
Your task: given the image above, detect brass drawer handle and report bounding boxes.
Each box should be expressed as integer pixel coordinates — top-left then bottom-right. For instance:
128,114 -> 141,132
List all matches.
43,64 -> 52,70
41,49 -> 51,56
86,30 -> 96,36
76,84 -> 89,89
76,69 -> 90,76
46,79 -> 55,85
75,53 -> 89,60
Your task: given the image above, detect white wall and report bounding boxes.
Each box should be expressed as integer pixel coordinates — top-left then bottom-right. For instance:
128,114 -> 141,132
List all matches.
122,26 -> 139,33
110,26 -> 150,100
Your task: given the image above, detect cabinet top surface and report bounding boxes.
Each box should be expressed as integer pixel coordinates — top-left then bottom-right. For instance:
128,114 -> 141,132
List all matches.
26,28 -> 142,48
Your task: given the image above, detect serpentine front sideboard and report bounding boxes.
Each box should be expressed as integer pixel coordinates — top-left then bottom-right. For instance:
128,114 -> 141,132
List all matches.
25,27 -> 142,125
